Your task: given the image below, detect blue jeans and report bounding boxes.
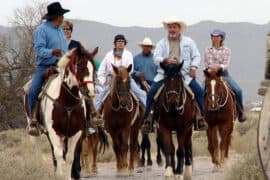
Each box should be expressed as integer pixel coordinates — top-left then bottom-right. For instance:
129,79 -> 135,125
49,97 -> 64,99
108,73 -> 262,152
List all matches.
94,79 -> 146,111
143,79 -> 204,120
221,71 -> 244,109
189,79 -> 204,116
28,66 -> 48,116
143,80 -> 164,119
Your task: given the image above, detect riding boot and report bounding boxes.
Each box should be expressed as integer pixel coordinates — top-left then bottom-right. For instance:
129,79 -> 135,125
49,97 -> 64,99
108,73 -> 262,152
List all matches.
141,111 -> 154,134
27,103 -> 40,136
194,117 -> 208,131
86,99 -> 103,127
237,103 -> 247,122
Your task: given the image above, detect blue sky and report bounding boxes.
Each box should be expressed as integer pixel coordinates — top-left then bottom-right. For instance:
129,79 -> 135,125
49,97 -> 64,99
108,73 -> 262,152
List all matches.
1,0 -> 270,27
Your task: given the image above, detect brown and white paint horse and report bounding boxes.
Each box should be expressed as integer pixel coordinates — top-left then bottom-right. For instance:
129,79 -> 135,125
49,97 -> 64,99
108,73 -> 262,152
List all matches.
204,69 -> 236,171
24,46 -> 98,180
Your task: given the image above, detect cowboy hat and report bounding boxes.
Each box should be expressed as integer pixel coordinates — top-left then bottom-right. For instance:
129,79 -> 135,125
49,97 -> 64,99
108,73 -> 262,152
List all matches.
42,2 -> 70,20
138,37 -> 155,47
163,16 -> 187,32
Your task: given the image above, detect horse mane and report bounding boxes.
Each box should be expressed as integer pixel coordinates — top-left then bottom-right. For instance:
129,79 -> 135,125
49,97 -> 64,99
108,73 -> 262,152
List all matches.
57,52 -> 72,71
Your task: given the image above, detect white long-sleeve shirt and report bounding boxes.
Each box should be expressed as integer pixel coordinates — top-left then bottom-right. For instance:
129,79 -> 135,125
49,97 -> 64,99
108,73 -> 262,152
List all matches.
153,36 -> 201,84
97,48 -> 133,86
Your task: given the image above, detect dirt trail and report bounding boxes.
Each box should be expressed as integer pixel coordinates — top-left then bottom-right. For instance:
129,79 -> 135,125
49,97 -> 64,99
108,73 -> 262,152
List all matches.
82,155 -> 240,180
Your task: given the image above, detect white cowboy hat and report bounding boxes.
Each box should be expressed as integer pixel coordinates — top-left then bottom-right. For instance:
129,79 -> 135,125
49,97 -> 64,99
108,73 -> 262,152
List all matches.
163,16 -> 187,32
138,37 -> 155,47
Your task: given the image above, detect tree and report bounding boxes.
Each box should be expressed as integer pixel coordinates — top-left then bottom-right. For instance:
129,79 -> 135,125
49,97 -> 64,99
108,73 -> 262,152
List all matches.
0,1 -> 48,130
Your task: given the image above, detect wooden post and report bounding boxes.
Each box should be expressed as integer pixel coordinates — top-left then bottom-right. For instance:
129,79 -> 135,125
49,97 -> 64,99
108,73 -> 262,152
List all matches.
258,31 -> 270,96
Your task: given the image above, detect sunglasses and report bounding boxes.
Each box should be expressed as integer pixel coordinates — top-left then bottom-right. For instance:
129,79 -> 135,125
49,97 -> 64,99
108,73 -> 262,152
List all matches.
63,28 -> 71,31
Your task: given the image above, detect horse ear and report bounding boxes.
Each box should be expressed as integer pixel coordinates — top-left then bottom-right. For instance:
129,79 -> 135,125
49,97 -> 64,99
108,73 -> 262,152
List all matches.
203,68 -> 210,78
160,62 -> 166,71
90,47 -> 99,58
127,64 -> 132,73
112,64 -> 118,74
178,61 -> 184,71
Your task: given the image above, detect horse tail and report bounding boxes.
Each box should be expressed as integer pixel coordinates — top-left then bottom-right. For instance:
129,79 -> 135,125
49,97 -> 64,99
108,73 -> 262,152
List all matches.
98,127 -> 109,153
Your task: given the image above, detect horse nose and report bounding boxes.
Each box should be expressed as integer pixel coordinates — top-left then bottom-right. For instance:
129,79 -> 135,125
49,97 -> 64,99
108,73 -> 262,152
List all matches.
120,101 -> 127,107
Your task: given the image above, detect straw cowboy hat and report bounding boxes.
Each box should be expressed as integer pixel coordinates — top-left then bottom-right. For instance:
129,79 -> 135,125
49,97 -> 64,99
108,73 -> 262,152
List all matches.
163,16 -> 187,33
138,37 -> 155,47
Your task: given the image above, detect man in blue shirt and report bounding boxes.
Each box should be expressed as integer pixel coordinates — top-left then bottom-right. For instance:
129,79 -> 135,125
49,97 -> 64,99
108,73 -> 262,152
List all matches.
133,37 -> 157,90
27,2 -> 69,136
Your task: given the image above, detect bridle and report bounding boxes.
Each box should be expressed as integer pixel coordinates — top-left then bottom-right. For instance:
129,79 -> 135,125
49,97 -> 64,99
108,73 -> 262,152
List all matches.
163,73 -> 186,115
111,78 -> 134,112
205,77 -> 229,111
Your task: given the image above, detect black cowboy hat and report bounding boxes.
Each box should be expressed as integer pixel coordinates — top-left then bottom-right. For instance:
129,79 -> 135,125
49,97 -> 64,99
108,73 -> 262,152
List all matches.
42,2 -> 70,20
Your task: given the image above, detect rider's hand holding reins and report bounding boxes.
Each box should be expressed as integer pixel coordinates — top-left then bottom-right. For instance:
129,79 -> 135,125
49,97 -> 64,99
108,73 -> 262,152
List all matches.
52,48 -> 62,57
190,66 -> 197,78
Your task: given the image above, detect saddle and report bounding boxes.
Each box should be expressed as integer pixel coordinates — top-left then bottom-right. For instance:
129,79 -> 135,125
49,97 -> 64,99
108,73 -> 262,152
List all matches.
23,66 -> 58,125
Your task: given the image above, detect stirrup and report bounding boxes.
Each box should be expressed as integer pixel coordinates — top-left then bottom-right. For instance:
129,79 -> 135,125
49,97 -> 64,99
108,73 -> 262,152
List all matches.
27,122 -> 40,136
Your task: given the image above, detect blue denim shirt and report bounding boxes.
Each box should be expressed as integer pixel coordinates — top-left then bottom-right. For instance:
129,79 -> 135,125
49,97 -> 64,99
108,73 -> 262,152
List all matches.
153,36 -> 201,84
34,21 -> 68,66
133,52 -> 157,82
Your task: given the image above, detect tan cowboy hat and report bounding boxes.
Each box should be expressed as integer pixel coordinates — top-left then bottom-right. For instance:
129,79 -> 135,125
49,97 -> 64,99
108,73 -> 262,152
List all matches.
138,37 -> 155,47
163,16 -> 187,32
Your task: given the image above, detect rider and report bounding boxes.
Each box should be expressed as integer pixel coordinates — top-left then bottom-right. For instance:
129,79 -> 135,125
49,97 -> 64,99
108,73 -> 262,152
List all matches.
133,37 -> 157,87
141,17 -> 208,132
204,29 -> 246,122
95,34 -> 146,114
27,2 -> 69,136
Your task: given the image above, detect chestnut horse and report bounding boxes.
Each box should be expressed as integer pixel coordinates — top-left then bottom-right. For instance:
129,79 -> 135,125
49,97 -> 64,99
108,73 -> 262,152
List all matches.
157,62 -> 194,179
204,69 -> 236,171
80,126 -> 109,176
102,64 -> 145,175
24,46 -> 98,180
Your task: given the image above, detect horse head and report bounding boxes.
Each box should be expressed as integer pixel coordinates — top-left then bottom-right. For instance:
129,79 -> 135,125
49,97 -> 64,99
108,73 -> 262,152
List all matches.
204,68 -> 228,111
160,61 -> 184,110
111,64 -> 132,108
57,45 -> 98,97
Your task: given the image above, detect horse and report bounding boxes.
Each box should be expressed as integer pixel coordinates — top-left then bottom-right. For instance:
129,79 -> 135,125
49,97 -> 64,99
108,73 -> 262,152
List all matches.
131,74 -> 163,168
204,69 -> 236,171
80,126 -> 109,176
102,64 -> 145,175
157,62 -> 195,179
23,45 -> 98,180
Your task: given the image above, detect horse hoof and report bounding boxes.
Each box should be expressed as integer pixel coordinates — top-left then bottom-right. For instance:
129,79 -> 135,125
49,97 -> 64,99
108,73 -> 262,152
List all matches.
136,167 -> 144,173
184,165 -> 192,180
146,165 -> 152,171
174,174 -> 183,180
129,170 -> 135,176
164,166 -> 174,177
212,164 -> 221,172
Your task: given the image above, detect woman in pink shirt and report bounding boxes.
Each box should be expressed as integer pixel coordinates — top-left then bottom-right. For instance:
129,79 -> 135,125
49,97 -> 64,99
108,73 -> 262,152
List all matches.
204,29 -> 246,122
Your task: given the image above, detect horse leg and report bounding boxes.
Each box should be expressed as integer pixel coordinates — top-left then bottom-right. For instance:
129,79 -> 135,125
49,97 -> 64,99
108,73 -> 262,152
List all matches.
91,134 -> 98,175
140,135 -> 147,167
110,132 -> 122,172
207,126 -> 220,171
219,121 -> 233,167
175,132 -> 184,178
156,130 -> 163,166
159,126 -> 174,177
129,126 -> 140,175
146,135 -> 153,167
65,131 -> 82,180
119,130 -> 129,173
183,131 -> 193,180
47,129 -> 66,177
80,138 -> 90,175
